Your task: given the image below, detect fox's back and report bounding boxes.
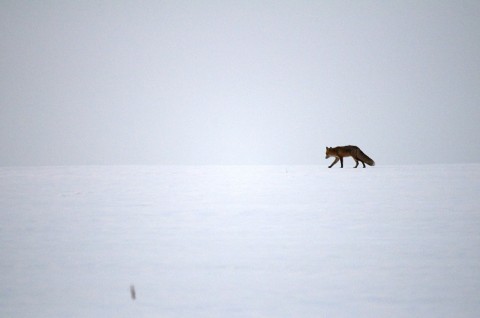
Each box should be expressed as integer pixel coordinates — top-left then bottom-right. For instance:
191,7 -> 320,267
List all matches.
330,145 -> 359,157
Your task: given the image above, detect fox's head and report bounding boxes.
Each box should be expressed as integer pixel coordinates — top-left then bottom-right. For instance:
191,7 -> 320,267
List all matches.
325,147 -> 333,159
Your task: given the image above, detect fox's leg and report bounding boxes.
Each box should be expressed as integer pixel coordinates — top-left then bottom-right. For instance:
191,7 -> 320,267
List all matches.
328,158 -> 339,168
361,161 -> 366,168
340,157 -> 344,168
354,159 -> 359,168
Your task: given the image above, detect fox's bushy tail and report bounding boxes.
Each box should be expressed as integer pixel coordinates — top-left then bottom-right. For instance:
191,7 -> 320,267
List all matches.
358,150 -> 375,166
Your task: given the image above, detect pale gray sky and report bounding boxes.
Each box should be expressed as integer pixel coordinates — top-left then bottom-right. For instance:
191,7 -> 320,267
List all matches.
1,1 -> 479,166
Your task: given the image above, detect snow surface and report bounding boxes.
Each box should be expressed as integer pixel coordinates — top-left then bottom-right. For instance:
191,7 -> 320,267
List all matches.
1,165 -> 479,317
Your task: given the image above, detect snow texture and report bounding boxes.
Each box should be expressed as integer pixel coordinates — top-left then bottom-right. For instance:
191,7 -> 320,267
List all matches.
1,165 -> 479,317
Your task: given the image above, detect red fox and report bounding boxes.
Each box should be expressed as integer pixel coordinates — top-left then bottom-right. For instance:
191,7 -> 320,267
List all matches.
325,146 -> 375,168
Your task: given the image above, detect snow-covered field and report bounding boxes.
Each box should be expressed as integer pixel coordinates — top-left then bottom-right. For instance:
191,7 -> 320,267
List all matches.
1,165 -> 479,317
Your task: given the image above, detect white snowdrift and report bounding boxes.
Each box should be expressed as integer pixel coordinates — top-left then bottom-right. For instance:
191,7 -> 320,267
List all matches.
1,165 -> 479,317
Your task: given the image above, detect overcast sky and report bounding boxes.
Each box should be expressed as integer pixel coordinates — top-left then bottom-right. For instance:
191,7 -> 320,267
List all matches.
1,1 -> 479,166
